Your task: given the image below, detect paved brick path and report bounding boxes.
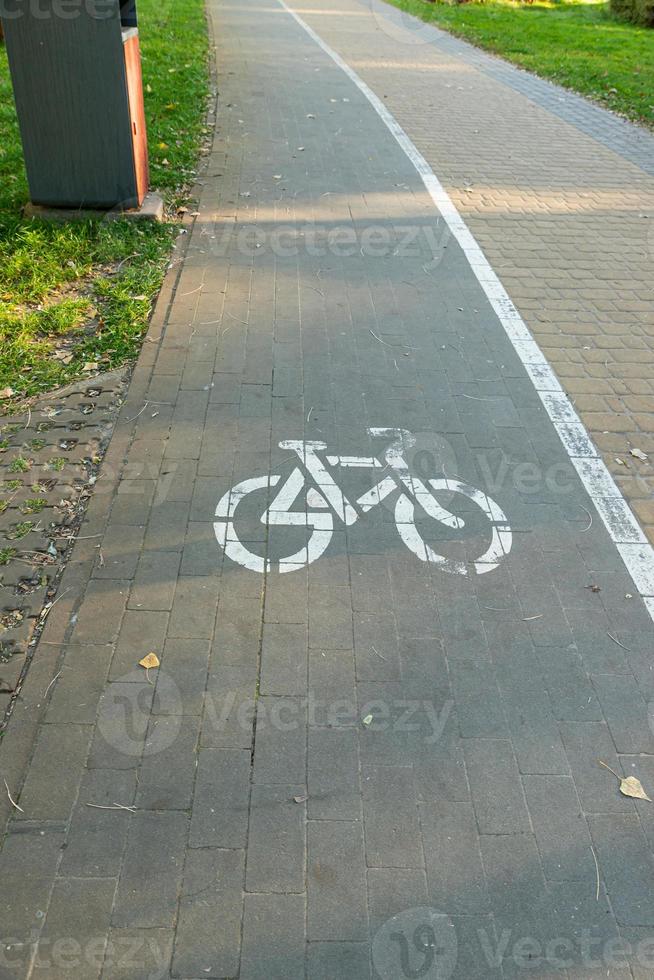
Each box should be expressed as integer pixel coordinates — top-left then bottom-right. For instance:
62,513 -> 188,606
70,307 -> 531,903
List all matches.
301,0 -> 654,543
1,0 -> 654,978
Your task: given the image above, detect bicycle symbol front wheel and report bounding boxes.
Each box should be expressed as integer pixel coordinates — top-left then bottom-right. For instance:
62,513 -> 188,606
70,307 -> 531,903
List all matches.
395,479 -> 512,575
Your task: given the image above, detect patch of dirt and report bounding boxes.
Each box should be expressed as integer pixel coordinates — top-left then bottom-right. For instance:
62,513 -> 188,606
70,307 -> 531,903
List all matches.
0,368 -> 129,712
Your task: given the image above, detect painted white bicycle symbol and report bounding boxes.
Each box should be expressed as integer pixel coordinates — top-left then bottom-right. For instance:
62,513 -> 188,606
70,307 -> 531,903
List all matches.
214,428 -> 512,575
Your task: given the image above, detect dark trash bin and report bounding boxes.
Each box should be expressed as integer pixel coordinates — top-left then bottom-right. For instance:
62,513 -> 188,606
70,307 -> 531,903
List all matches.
1,0 -> 149,210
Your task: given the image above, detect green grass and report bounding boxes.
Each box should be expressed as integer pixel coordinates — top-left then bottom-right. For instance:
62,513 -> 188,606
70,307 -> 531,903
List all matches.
384,0 -> 654,128
0,0 -> 209,405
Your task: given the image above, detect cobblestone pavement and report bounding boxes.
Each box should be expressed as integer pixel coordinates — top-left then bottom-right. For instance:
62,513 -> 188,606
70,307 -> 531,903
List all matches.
1,0 -> 654,978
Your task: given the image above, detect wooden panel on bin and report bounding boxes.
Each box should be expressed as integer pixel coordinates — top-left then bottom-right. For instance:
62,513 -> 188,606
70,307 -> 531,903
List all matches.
123,31 -> 149,206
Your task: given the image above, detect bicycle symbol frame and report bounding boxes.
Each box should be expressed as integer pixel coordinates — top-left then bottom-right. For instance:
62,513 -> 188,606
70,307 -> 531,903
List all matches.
213,427 -> 512,575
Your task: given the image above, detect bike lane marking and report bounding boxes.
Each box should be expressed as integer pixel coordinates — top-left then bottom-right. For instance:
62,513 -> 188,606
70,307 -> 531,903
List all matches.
213,430 -> 513,576
276,0 -> 654,618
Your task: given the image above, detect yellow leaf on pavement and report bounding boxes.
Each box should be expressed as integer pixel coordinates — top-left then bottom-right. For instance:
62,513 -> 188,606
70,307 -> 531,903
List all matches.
620,776 -> 651,802
600,760 -> 652,802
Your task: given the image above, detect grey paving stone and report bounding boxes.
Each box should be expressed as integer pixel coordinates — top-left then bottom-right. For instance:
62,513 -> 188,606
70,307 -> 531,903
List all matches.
449,660 -> 507,737
449,915 -> 503,980
546,877 -> 621,962
110,480 -> 156,526
128,550 -> 181,611
308,942 -> 372,980
189,474 -> 230,523
168,575 -> 220,638
495,661 -> 569,775
45,643 -> 113,726
61,769 -> 137,877
0,826 -> 65,939
240,893 -> 305,980
136,714 -> 200,810
189,747 -> 251,847
362,764 -> 423,868
172,848 -> 244,979
93,524 -> 145,580
70,579 -> 130,645
619,926 -> 654,980
203,663 -> 257,748
109,609 -> 169,681
101,927 -> 174,980
411,704 -> 469,803
568,619 -> 632,675
112,810 -> 187,928
213,592 -> 263,667
536,645 -> 603,722
353,610 -> 401,682
88,678 -> 154,770
308,647 -> 357,723
464,738 -> 531,834
559,722 -> 635,814
420,801 -> 489,915
264,567 -> 308,624
588,814 -> 654,926
38,878 -> 116,980
253,696 -> 307,784
245,783 -> 306,893
522,775 -> 595,882
308,820 -> 368,941
158,459 -> 198,502
480,833 -> 556,951
592,673 -> 654,754
260,622 -> 308,695
155,636 -> 211,717
16,724 -> 93,822
308,727 -> 360,820
438,596 -> 490,661
309,586 -> 353,649
399,634 -> 449,689
180,521 -> 224,575
620,755 -> 654,854
142,499 -> 190,552
366,867 -> 429,937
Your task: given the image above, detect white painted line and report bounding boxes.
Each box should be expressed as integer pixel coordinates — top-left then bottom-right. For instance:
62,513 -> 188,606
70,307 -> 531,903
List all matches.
276,0 -> 654,613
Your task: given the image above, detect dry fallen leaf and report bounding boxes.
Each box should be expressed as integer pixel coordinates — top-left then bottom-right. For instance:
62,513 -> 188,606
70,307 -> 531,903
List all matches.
599,760 -> 651,801
139,652 -> 160,670
83,362 -> 98,372
620,776 -> 651,801
0,387 -> 15,399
